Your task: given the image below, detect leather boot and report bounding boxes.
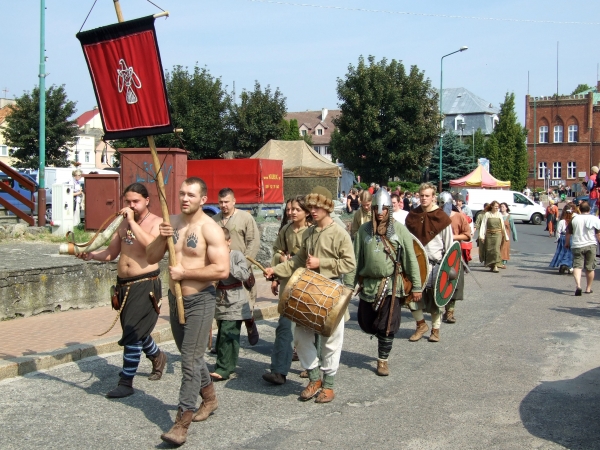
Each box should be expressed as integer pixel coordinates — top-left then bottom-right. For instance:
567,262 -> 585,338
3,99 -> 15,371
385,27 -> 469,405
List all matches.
106,377 -> 134,398
376,359 -> 389,376
193,382 -> 218,422
300,380 -> 322,401
148,350 -> 167,381
445,310 -> 456,324
245,318 -> 259,346
161,408 -> 194,446
408,320 -> 429,342
262,372 -> 286,385
428,328 -> 440,342
315,388 -> 335,403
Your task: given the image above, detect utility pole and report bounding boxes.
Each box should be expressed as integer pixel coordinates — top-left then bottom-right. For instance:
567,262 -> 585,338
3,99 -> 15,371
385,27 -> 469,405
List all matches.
37,0 -> 47,226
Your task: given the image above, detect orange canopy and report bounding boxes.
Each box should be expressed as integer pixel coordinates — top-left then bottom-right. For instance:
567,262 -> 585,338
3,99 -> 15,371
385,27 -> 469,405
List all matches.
449,164 -> 511,188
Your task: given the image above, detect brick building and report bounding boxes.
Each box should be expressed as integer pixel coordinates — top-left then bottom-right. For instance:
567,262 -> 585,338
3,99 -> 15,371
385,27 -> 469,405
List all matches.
525,84 -> 600,190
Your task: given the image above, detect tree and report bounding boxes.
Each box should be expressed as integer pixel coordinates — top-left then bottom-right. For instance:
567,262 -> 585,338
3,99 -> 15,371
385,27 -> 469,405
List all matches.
330,55 -> 439,185
4,85 -> 77,169
113,65 -> 229,160
226,82 -> 287,155
429,132 -> 476,187
571,84 -> 592,95
280,119 -> 301,140
472,128 -> 486,162
484,92 -> 528,190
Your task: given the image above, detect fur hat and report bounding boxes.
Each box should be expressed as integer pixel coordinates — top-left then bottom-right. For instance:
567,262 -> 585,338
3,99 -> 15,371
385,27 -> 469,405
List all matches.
305,186 -> 334,213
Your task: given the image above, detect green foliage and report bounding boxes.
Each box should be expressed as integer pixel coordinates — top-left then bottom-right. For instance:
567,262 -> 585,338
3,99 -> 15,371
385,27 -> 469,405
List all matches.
429,132 -> 477,188
473,128 -> 486,161
226,81 -> 287,155
330,55 -> 439,185
113,65 -> 229,160
302,133 -> 313,146
484,92 -> 528,190
571,84 -> 592,95
4,85 -> 78,169
280,119 -> 301,140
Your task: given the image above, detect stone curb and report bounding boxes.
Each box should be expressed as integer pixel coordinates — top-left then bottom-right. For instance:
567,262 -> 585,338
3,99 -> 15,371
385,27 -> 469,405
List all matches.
0,303 -> 281,382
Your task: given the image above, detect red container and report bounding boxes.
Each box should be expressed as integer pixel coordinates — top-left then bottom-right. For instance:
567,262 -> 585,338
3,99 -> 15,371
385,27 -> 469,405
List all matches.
119,147 -> 188,217
84,173 -> 121,230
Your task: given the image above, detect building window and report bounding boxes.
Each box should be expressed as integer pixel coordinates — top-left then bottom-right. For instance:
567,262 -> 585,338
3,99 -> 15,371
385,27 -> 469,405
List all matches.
567,161 -> 576,179
301,129 -> 307,136
85,152 -> 90,163
317,128 -> 323,136
554,125 -> 563,143
0,145 -> 7,156
454,115 -> 465,131
553,161 -> 562,179
323,146 -> 331,155
568,124 -> 578,142
539,126 -> 548,143
538,162 -> 547,179
314,146 -> 320,153
491,114 -> 499,129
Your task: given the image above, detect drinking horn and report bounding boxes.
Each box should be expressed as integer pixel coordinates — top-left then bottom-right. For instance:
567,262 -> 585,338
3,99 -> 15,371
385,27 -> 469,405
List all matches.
58,214 -> 124,255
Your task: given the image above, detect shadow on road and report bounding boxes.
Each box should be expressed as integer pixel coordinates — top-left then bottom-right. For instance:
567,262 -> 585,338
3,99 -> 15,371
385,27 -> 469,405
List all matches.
35,351 -> 178,433
519,366 -> 600,449
549,304 -> 600,319
512,284 -> 572,295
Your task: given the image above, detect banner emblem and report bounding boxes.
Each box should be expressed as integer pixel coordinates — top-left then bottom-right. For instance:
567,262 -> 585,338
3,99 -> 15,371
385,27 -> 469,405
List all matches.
117,59 -> 142,104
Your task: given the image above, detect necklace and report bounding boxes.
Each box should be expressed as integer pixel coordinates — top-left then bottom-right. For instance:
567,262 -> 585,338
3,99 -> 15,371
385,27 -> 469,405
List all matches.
308,220 -> 335,255
123,211 -> 151,245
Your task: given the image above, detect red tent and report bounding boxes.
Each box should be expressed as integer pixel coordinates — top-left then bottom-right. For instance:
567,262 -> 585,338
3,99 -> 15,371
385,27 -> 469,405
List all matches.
449,164 -> 511,188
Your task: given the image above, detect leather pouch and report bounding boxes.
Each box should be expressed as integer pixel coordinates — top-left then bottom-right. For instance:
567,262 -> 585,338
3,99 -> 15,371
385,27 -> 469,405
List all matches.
110,285 -> 121,311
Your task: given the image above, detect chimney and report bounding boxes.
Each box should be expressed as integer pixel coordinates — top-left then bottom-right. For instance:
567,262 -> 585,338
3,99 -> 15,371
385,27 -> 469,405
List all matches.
322,108 -> 328,122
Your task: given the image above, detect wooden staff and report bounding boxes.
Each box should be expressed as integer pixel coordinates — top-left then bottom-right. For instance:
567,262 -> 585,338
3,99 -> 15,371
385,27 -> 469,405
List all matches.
113,1 -> 184,324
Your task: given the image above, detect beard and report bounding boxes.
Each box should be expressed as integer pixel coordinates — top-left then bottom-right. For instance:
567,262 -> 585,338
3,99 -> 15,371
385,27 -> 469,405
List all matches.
181,203 -> 200,215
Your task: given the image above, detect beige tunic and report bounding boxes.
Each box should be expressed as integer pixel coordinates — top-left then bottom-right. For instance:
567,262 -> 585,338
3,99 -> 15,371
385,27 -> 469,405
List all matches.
274,222 -> 356,280
214,209 -> 260,258
351,208 -> 372,239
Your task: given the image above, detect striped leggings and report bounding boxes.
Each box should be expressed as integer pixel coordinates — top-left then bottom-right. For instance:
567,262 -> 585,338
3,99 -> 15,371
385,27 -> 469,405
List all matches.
120,335 -> 159,379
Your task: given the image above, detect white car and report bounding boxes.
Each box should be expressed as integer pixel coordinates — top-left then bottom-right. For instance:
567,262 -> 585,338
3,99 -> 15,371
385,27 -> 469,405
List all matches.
460,188 -> 545,225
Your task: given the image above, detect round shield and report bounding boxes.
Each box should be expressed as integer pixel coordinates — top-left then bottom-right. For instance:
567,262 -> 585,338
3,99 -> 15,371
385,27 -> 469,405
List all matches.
434,241 -> 463,308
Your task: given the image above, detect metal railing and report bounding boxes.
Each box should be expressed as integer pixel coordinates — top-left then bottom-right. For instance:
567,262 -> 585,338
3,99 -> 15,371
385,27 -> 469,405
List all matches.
0,161 -> 35,225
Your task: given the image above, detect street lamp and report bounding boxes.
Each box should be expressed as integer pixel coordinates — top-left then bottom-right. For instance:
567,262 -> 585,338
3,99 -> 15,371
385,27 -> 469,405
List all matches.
439,46 -> 468,193
459,119 -> 466,142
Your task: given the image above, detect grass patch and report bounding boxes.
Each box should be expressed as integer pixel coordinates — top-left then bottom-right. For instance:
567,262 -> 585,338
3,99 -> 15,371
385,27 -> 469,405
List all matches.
29,224 -> 95,244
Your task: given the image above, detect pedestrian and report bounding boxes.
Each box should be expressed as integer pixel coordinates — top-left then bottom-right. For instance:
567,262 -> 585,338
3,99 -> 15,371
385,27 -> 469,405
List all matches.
499,202 -> 517,269
263,195 -> 311,386
345,188 -> 423,376
456,196 -> 473,221
350,190 -> 373,239
147,177 -> 230,446
368,183 -> 375,195
71,169 -> 84,213
213,188 -> 261,345
565,200 -> 600,295
546,200 -> 559,237
479,201 -> 508,273
404,183 -> 454,342
443,195 -> 471,324
77,183 -> 166,398
391,193 -> 408,224
264,186 -> 356,403
550,203 -> 577,274
403,191 -> 411,211
588,166 -> 599,216
346,188 -> 360,213
210,227 -> 253,382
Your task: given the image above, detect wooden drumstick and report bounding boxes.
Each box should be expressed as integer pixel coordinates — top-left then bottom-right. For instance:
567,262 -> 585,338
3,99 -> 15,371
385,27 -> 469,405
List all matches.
246,256 -> 269,275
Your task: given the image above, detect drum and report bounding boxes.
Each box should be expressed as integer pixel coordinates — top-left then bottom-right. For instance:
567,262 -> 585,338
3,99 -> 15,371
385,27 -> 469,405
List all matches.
279,268 -> 353,337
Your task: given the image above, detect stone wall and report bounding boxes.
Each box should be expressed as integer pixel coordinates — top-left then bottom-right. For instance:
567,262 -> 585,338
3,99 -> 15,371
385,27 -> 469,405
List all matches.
0,259 -> 170,321
256,223 -> 280,268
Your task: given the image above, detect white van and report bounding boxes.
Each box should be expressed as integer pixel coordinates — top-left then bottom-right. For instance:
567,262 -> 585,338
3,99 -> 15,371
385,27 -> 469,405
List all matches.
460,188 -> 545,225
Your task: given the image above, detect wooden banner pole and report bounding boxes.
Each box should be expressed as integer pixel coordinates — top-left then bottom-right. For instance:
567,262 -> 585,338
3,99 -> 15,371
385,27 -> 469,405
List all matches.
112,0 -> 185,324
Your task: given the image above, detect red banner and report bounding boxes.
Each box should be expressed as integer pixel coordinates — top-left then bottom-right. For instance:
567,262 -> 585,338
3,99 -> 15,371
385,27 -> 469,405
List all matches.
76,16 -> 172,140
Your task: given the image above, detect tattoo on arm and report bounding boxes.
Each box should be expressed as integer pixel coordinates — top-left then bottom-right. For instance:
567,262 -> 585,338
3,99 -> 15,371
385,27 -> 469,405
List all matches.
187,232 -> 198,248
173,229 -> 179,245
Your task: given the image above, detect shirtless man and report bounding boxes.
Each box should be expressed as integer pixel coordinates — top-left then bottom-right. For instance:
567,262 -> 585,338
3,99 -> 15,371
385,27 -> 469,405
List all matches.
77,183 -> 165,398
147,177 -> 229,446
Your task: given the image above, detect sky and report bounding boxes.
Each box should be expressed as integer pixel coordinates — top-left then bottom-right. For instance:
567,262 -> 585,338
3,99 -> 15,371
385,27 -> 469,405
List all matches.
3,0 -> 600,125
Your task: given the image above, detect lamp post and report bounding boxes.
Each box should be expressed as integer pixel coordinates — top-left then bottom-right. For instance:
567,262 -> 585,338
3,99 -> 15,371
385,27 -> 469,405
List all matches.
459,119 -> 466,143
472,126 -> 475,166
439,46 -> 468,193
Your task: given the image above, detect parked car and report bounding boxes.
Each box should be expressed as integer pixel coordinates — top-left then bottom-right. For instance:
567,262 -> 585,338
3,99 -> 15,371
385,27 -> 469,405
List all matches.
0,172 -> 52,221
460,188 -> 545,225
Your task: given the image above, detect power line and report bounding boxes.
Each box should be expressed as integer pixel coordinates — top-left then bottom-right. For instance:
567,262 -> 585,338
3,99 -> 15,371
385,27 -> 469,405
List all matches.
245,0 -> 600,26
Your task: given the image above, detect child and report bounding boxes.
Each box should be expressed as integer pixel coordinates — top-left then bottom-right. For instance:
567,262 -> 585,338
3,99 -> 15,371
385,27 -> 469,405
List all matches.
210,227 -> 252,381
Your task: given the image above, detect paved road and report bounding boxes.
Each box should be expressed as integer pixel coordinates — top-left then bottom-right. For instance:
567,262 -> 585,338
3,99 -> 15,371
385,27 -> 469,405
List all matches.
1,222 -> 600,449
